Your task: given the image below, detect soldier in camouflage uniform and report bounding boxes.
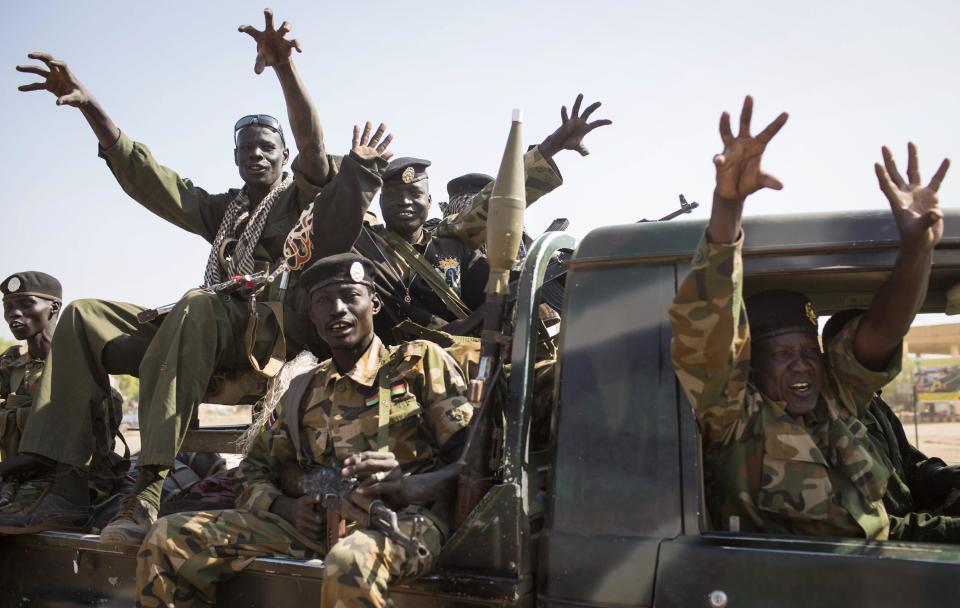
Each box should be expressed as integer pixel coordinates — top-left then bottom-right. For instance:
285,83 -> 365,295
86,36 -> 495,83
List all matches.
669,95 -> 951,538
7,10 -> 388,542
0,272 -> 127,515
136,253 -> 472,607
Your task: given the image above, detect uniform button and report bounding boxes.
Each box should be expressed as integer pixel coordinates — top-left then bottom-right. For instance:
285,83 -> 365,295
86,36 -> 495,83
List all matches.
336,382 -> 347,393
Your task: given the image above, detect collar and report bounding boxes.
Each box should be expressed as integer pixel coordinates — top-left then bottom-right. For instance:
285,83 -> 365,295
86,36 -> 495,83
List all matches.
318,335 -> 389,390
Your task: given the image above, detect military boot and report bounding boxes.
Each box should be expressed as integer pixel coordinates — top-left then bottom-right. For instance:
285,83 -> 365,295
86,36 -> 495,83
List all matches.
0,492 -> 92,534
99,494 -> 157,545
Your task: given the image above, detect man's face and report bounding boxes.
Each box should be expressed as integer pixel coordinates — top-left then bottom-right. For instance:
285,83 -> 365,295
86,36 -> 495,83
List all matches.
380,179 -> 431,235
752,332 -> 824,416
309,283 -> 380,352
234,126 -> 288,189
3,295 -> 58,341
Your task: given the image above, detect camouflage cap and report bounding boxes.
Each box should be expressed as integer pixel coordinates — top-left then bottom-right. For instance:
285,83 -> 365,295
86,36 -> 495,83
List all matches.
745,289 -> 818,342
446,173 -> 494,198
1,271 -> 62,302
383,157 -> 431,185
301,253 -> 376,294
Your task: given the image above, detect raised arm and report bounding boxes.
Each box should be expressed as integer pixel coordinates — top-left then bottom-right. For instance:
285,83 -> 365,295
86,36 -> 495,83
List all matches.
240,9 -> 329,186
17,52 -> 119,148
17,53 -> 228,237
707,95 -> 788,244
669,96 -> 788,445
853,144 -> 950,370
433,94 -> 610,249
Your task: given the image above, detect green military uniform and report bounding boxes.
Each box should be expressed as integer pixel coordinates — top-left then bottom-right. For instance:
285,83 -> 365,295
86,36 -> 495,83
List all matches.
0,345 -> 43,461
0,271 -> 127,510
668,231 -> 897,538
136,334 -> 472,607
20,134 -> 384,473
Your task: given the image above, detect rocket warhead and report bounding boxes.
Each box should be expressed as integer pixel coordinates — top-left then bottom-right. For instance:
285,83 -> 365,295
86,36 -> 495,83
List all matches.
485,109 -> 526,296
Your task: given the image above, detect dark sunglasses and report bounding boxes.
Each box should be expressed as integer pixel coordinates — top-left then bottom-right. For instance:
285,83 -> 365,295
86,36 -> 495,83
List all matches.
234,114 -> 286,145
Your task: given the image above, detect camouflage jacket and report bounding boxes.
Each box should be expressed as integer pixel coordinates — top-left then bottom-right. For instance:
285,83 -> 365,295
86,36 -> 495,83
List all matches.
0,345 -> 44,459
669,231 -> 897,539
236,336 -> 472,513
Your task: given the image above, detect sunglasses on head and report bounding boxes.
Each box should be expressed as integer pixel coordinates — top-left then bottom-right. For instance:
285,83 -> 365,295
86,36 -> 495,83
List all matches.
234,114 -> 286,145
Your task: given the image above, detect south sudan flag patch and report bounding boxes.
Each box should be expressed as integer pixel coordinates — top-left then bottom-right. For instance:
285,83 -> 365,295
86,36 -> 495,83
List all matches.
363,387 -> 379,408
390,380 -> 408,400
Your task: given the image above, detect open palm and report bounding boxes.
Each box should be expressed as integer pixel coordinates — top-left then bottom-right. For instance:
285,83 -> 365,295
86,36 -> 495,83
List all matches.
714,96 -> 788,201
876,143 -> 950,253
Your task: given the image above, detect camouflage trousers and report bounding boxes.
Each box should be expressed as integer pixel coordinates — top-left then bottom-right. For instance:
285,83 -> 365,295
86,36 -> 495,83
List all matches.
136,506 -> 444,608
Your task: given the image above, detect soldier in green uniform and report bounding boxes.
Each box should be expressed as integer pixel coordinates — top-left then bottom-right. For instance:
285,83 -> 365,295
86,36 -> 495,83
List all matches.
669,95 -> 951,539
0,272 -> 127,515
0,272 -> 61,463
5,10 -> 389,542
135,253 -> 473,608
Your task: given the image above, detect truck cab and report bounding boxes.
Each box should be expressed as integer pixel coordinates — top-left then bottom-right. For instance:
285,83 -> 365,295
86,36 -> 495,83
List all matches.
3,209 -> 960,606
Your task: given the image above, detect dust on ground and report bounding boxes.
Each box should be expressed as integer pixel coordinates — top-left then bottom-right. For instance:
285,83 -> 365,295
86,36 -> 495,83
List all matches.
909,422 -> 960,465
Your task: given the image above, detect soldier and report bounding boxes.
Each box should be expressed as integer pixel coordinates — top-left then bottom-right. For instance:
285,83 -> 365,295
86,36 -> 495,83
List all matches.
0,272 -> 61,463
823,310 -> 960,542
4,9 -> 388,542
313,95 -> 610,343
136,252 -> 473,608
669,95 -> 951,538
0,272 -> 127,514
440,172 -> 494,217
356,156 -> 492,339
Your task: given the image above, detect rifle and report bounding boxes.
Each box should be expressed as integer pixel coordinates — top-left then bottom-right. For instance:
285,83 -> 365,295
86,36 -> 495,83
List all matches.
455,110 -> 527,525
281,462 -> 429,558
637,194 -> 700,223
136,264 -> 290,324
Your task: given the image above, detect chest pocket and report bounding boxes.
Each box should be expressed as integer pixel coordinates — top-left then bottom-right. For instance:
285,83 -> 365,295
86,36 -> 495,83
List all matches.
757,428 -> 833,521
300,406 -> 331,464
358,368 -> 424,459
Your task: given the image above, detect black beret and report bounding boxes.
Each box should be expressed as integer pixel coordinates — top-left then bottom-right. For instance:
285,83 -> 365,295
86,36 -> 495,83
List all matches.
446,173 -> 494,198
383,157 -> 431,185
301,253 -> 376,293
745,289 -> 818,342
1,271 -> 62,302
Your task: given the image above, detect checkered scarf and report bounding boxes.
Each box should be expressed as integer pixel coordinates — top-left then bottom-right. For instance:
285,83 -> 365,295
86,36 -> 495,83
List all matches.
203,172 -> 293,287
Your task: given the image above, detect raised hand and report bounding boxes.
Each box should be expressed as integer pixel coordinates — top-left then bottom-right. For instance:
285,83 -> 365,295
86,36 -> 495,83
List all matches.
539,93 -> 612,158
16,52 -> 92,107
714,95 -> 788,202
875,143 -> 950,254
239,8 -> 302,75
351,122 -> 394,161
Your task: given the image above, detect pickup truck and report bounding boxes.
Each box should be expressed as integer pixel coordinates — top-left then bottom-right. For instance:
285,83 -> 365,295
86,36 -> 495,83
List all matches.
2,208 -> 959,607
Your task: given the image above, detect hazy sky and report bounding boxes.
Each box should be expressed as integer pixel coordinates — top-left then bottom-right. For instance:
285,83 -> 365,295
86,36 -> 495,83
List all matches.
2,0 -> 958,339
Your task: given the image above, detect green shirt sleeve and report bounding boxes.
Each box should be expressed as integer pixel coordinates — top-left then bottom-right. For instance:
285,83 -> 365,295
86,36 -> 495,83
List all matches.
235,399 -> 296,512
669,229 -> 750,447
432,146 -> 564,250
826,315 -> 903,418
98,132 -> 234,241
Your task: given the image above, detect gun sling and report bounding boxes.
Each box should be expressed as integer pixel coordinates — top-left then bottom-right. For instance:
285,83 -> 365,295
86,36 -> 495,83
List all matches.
370,227 -> 472,321
244,300 -> 287,378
